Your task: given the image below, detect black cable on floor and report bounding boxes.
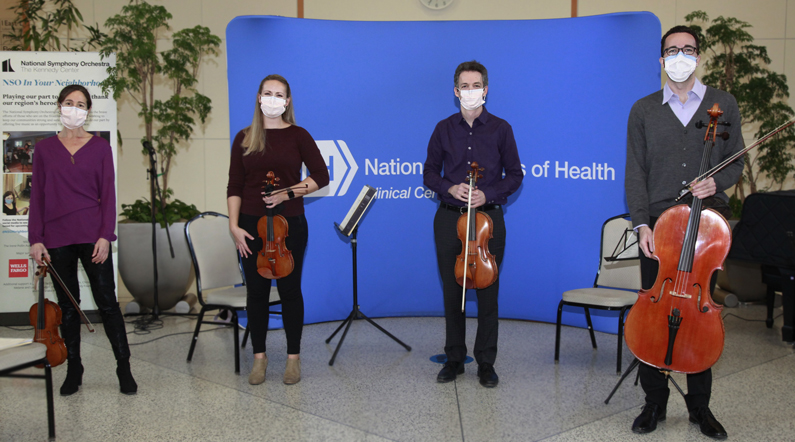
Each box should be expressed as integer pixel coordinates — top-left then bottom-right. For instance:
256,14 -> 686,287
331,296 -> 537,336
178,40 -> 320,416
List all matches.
128,326 -> 231,346
128,315 -> 165,334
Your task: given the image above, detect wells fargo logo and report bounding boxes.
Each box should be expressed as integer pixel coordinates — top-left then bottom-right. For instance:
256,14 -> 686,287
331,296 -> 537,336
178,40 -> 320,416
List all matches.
8,259 -> 28,278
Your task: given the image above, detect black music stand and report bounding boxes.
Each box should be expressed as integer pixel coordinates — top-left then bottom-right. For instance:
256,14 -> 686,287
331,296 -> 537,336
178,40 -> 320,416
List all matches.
325,187 -> 411,365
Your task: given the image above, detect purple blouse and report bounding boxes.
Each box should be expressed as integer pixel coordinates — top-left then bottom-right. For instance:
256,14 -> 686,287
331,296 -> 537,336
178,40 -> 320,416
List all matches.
28,135 -> 117,249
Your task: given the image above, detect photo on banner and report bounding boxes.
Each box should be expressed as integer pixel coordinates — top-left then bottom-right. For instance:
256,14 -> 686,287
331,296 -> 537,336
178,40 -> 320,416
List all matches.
0,51 -> 117,318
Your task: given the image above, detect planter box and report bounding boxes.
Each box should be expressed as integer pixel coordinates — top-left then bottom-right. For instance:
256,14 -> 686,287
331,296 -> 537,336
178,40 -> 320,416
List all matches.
118,222 -> 194,310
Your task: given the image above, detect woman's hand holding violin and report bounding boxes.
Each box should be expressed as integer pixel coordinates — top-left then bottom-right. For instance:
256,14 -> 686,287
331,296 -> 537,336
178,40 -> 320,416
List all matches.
29,243 -> 50,266
262,189 -> 290,209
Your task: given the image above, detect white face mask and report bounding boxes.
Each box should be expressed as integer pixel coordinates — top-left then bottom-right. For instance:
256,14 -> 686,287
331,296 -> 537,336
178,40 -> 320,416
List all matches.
664,52 -> 698,83
260,96 -> 287,118
60,106 -> 88,129
458,88 -> 486,110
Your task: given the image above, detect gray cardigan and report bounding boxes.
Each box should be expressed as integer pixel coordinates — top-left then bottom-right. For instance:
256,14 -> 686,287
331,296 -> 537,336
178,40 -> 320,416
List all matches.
625,85 -> 745,228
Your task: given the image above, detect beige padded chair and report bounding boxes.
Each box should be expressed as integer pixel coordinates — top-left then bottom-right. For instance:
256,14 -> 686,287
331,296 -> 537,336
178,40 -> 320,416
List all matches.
185,212 -> 249,373
0,340 -> 55,440
554,213 -> 641,374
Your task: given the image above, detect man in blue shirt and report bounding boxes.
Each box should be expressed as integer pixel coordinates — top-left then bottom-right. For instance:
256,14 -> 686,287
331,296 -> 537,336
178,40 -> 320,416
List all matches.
423,60 -> 523,388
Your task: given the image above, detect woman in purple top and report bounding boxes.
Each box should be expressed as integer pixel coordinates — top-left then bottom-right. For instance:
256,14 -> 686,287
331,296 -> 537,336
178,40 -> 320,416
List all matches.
227,74 -> 329,385
28,84 -> 137,396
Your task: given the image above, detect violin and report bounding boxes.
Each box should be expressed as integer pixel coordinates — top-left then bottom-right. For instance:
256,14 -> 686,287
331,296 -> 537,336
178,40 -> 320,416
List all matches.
454,162 -> 499,312
29,264 -> 67,368
624,103 -> 731,374
256,171 -> 294,279
28,258 -> 95,369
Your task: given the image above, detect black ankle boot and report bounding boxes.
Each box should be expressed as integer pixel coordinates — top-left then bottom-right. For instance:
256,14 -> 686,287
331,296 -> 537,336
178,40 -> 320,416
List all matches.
116,358 -> 138,395
60,361 -> 83,396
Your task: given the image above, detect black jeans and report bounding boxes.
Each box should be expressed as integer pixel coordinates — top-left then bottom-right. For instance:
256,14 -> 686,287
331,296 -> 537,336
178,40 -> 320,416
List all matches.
638,216 -> 713,411
48,243 -> 131,362
239,213 -> 308,355
433,206 -> 506,365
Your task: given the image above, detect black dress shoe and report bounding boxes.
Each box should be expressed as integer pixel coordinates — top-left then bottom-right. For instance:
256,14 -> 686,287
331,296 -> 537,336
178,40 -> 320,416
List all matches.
689,407 -> 727,439
631,403 -> 666,434
477,363 -> 499,387
436,361 -> 464,383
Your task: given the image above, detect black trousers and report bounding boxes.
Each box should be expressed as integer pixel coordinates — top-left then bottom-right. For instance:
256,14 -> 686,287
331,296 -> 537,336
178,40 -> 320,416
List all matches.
637,216 -> 714,411
239,213 -> 307,355
48,244 -> 131,362
433,206 -> 506,365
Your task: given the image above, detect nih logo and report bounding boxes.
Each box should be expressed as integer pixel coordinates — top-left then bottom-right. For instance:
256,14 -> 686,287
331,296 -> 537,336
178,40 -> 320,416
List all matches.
303,140 -> 358,197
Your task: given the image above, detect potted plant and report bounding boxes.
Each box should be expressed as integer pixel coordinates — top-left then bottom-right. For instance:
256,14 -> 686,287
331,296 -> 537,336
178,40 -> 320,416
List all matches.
687,11 -> 795,213
98,0 -> 221,310
686,11 -> 795,304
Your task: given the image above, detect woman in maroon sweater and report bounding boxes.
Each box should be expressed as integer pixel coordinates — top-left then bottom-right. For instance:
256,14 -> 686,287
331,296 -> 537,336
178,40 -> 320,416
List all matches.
227,74 -> 329,385
28,84 -> 136,396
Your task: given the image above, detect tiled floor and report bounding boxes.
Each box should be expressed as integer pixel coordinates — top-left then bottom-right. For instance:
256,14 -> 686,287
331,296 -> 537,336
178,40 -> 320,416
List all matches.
1,303 -> 793,441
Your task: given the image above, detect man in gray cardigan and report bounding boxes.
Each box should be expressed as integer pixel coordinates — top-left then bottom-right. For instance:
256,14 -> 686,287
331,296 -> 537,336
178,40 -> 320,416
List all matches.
625,25 -> 744,440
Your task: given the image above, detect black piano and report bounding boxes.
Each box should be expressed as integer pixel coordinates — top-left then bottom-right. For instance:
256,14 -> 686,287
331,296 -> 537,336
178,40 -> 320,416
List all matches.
728,190 -> 795,342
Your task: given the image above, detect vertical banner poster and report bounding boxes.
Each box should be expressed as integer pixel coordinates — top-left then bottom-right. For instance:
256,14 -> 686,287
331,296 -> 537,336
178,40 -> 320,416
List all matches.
1,51 -> 117,319
226,13 -> 660,331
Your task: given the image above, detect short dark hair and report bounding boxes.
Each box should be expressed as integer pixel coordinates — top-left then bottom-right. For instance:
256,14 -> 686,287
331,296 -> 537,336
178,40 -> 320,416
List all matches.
57,84 -> 92,109
454,60 -> 488,88
661,25 -> 700,57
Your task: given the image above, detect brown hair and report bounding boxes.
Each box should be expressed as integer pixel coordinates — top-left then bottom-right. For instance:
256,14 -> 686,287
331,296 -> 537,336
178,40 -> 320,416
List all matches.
454,60 -> 489,88
57,84 -> 92,109
241,74 -> 297,155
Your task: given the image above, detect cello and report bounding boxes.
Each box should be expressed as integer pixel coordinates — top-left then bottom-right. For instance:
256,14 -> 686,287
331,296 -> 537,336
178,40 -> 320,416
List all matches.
454,162 -> 499,312
624,103 -> 731,374
256,171 -> 294,279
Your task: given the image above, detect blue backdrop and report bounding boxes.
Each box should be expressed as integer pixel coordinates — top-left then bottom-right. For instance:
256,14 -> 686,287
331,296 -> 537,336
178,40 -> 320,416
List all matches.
226,13 -> 661,333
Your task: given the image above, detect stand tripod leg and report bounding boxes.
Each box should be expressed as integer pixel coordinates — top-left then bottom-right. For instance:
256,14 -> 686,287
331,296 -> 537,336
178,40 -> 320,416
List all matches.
605,358 -> 640,404
327,311 -> 355,366
326,311 -> 354,344
358,311 -> 412,351
663,371 -> 687,399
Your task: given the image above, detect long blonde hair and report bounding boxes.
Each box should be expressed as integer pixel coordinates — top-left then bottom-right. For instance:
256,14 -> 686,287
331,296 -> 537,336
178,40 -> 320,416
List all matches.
242,74 -> 297,155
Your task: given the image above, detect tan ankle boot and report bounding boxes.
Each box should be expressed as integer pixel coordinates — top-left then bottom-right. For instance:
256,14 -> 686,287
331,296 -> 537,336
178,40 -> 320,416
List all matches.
249,356 -> 268,385
284,358 -> 301,385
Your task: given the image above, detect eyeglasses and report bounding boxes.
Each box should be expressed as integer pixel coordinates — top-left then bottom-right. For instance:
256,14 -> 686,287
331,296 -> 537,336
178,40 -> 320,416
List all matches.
456,85 -> 483,91
663,45 -> 697,57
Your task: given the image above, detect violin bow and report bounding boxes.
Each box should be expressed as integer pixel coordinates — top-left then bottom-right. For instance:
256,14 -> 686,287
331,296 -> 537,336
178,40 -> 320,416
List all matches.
676,116 -> 795,202
461,177 -> 474,313
263,183 -> 310,198
42,257 -> 95,333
